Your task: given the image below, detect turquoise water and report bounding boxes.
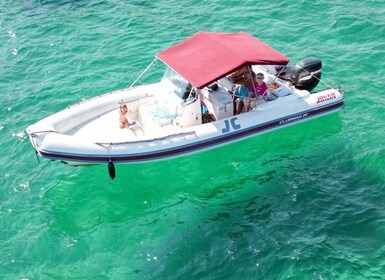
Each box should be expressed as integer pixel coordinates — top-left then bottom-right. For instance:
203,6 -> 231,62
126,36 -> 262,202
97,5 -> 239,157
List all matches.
1,0 -> 385,279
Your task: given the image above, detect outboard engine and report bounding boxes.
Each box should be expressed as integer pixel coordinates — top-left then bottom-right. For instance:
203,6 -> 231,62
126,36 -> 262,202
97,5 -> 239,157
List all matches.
289,57 -> 322,91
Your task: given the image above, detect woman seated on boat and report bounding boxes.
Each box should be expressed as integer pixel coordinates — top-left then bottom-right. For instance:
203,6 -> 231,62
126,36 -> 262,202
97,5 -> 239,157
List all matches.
119,104 -> 136,128
244,73 -> 275,111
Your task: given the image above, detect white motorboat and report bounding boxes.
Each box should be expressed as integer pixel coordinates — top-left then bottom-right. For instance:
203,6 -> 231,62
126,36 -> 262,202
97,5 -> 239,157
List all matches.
26,31 -> 344,178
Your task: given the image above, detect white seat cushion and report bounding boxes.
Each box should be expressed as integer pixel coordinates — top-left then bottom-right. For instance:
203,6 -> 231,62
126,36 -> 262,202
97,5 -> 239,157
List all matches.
139,104 -> 176,128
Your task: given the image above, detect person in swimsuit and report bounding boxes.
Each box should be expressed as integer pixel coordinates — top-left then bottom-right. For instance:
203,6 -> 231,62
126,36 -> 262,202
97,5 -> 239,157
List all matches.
119,104 -> 136,128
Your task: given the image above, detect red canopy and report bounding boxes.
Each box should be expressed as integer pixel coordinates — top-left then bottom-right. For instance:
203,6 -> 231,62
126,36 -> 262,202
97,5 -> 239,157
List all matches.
156,31 -> 289,88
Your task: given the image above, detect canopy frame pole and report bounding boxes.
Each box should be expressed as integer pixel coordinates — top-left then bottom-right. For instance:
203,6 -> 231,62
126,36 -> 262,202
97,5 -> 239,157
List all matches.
128,58 -> 158,88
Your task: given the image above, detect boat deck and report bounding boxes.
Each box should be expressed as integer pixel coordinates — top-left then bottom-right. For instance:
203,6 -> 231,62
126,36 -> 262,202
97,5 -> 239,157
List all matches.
66,108 -> 181,144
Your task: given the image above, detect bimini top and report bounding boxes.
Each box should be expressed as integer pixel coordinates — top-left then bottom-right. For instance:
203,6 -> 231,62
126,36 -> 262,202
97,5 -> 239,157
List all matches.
156,31 -> 289,88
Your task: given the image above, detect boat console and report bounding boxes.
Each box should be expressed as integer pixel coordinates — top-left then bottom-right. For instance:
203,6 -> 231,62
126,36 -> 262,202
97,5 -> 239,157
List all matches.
201,86 -> 233,120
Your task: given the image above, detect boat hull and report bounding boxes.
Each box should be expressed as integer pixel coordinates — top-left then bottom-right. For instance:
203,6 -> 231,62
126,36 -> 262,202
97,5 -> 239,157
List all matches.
28,90 -> 344,166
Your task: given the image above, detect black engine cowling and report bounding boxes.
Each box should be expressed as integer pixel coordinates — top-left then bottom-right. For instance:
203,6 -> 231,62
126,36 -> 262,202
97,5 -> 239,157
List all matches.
289,57 -> 322,91
277,57 -> 322,91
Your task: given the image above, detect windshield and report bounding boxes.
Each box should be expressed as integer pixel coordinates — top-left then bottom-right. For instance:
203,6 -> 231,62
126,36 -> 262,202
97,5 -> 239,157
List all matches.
160,67 -> 190,99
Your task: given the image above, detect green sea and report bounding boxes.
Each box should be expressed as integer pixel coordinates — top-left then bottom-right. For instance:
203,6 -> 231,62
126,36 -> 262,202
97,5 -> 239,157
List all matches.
1,0 -> 385,279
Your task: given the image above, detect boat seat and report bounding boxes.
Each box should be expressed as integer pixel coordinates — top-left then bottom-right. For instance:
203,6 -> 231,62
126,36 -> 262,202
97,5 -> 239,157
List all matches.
217,77 -> 235,92
138,104 -> 177,129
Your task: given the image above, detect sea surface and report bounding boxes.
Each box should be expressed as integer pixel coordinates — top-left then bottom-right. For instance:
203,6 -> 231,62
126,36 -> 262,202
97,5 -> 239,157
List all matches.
1,0 -> 385,279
